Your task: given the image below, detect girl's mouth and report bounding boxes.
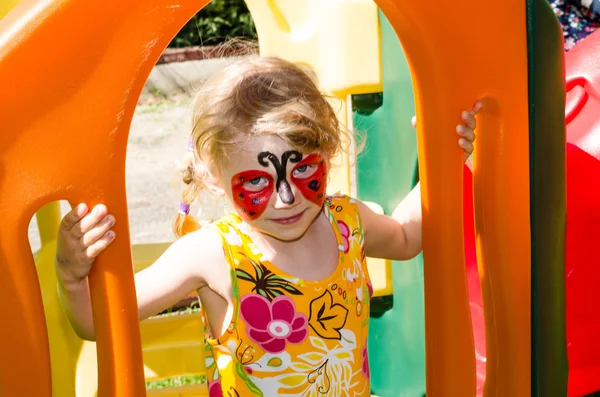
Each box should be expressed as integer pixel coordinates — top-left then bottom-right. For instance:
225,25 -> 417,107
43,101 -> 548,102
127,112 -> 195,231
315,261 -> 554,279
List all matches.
270,210 -> 305,225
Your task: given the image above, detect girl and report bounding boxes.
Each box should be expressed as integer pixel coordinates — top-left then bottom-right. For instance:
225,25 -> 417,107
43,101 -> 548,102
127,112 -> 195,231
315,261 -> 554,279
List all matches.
55,56 -> 481,396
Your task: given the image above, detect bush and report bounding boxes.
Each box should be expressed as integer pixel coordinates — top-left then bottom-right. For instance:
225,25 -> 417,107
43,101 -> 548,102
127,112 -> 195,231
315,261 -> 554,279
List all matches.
169,0 -> 257,48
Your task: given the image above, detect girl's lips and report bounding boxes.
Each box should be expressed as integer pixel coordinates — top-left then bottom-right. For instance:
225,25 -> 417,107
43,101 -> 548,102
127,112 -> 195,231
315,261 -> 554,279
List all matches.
270,210 -> 305,225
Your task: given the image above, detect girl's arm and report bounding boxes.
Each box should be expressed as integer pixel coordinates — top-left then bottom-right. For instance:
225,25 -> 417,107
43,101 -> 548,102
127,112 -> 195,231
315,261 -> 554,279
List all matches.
55,205 -> 224,340
134,229 -> 225,322
357,184 -> 422,261
359,102 -> 481,261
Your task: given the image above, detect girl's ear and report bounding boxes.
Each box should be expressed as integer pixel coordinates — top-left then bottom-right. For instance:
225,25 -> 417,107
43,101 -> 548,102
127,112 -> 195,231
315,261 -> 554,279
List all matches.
204,175 -> 226,197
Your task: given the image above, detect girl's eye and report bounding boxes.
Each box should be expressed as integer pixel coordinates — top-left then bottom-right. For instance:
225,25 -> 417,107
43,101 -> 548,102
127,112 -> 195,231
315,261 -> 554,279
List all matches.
243,177 -> 269,191
292,164 -> 317,179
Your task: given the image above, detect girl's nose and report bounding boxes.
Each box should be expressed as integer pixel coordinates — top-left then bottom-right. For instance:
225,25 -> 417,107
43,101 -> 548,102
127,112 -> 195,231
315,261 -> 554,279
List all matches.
273,182 -> 300,209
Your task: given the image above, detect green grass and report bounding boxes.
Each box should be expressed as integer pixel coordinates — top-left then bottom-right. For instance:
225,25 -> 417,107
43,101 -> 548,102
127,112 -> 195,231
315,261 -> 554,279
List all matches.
146,375 -> 206,389
153,301 -> 201,318
137,91 -> 193,115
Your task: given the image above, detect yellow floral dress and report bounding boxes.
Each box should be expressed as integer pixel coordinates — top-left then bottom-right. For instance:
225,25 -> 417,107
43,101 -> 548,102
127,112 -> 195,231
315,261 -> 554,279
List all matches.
201,195 -> 373,397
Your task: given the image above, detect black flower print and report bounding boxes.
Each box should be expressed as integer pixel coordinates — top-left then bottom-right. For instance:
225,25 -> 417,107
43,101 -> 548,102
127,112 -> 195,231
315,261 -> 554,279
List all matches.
236,253 -> 303,301
308,290 -> 349,340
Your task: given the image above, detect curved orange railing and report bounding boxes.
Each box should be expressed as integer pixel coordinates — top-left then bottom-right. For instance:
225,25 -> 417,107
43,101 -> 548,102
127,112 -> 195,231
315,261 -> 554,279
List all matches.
0,0 -> 531,396
378,0 -> 532,396
0,0 -> 210,395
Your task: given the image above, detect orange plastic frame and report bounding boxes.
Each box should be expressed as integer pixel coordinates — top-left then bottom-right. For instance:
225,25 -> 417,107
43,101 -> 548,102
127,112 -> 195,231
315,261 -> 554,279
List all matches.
0,0 -> 530,396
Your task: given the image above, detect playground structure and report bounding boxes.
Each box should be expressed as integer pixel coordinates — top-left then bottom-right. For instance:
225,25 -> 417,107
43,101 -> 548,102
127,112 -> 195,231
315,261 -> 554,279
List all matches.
5,0 -> 600,396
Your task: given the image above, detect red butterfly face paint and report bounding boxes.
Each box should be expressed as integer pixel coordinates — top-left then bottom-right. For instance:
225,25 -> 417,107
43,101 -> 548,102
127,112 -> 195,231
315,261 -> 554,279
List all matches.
290,154 -> 328,206
230,170 -> 274,220
230,152 -> 327,223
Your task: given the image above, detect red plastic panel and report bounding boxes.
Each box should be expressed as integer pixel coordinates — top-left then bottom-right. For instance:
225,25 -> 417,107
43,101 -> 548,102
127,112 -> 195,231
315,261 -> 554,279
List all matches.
564,29 -> 600,397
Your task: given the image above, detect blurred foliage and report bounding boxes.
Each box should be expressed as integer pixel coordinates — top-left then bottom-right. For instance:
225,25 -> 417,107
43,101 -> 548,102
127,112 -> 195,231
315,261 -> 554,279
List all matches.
168,0 -> 257,48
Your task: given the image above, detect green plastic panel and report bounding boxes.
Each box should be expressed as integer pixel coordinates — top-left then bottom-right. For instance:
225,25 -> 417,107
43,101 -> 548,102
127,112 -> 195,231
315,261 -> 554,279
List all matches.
526,0 -> 568,395
354,11 -> 425,397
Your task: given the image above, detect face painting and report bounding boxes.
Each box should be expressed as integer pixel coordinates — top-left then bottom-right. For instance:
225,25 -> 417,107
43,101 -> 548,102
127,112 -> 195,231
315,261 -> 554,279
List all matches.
230,150 -> 327,220
290,154 -> 327,205
230,170 -> 274,220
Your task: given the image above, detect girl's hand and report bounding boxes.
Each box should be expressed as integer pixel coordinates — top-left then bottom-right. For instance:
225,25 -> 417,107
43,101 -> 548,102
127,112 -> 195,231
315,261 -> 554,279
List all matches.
456,101 -> 483,161
55,204 -> 116,286
411,100 -> 484,162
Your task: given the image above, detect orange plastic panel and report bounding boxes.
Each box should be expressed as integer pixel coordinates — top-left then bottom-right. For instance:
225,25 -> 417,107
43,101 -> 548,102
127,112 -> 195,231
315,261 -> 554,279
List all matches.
0,0 -> 210,395
375,0 -> 531,396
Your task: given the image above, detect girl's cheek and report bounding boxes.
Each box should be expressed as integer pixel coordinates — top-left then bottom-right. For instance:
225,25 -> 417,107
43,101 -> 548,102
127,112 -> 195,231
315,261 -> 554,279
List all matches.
291,155 -> 328,206
231,171 -> 274,220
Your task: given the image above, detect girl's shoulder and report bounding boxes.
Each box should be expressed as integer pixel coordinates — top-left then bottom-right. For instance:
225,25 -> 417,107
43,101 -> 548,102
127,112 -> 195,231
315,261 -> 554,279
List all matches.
323,194 -> 363,214
323,193 -> 360,209
158,225 -> 230,289
323,194 -> 365,231
208,212 -> 249,249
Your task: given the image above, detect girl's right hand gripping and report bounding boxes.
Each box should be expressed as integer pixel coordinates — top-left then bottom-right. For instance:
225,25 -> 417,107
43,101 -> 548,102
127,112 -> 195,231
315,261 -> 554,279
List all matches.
56,204 -> 116,287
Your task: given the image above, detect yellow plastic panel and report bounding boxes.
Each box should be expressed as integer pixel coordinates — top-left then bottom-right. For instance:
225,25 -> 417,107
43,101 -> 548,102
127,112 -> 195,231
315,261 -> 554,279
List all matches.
0,0 -> 20,19
363,201 -> 393,297
246,0 -> 382,98
75,247 -> 207,396
245,0 -> 383,196
140,315 -> 205,380
132,242 -> 173,272
76,314 -> 207,397
33,235 -> 204,396
36,239 -> 86,397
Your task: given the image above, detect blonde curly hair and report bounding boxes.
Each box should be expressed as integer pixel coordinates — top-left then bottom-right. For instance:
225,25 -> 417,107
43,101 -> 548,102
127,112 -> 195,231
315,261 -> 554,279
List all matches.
173,56 -> 349,237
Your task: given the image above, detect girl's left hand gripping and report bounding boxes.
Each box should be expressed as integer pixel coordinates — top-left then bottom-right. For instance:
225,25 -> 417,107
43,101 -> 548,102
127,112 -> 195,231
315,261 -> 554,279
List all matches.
55,204 -> 116,286
457,101 -> 483,161
411,100 -> 483,162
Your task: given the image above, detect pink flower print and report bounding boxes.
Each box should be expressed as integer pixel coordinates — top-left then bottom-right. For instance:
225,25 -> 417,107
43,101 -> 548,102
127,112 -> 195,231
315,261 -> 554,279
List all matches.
240,294 -> 308,354
208,379 -> 222,397
362,342 -> 370,380
338,220 -> 350,253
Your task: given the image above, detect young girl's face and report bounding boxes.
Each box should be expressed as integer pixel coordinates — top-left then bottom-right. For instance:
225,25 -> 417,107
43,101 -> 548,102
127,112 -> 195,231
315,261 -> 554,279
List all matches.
219,135 -> 329,241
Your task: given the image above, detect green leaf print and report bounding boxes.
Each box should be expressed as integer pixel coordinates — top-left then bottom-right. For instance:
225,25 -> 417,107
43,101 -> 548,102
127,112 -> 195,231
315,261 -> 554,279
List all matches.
235,253 -> 302,302
236,269 -> 255,282
234,361 -> 264,397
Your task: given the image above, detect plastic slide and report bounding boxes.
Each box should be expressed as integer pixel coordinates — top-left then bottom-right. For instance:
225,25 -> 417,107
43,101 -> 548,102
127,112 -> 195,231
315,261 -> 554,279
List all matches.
563,29 -> 600,397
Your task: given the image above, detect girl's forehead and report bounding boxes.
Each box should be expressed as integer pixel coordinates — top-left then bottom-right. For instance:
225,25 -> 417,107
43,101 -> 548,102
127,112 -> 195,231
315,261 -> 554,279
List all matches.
227,136 -> 295,163
235,135 -> 293,154
222,135 -> 317,176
